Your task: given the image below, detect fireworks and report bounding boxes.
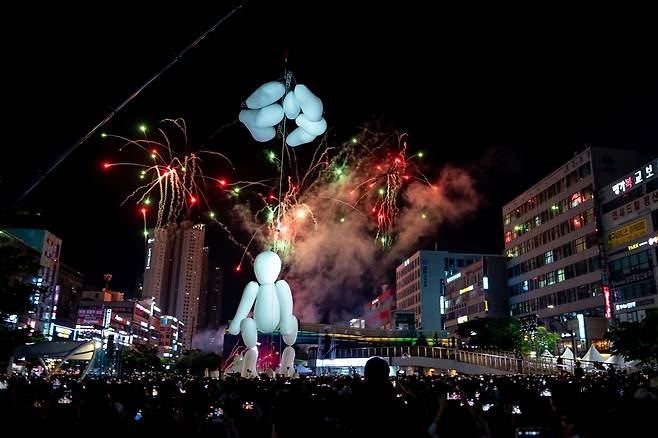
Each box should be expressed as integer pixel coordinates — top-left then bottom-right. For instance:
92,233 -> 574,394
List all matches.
236,123 -> 433,261
102,118 -> 451,274
102,117 -> 479,323
102,118 -> 236,232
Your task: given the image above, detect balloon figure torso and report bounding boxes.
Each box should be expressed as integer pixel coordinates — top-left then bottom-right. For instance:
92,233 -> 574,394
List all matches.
229,251 -> 298,378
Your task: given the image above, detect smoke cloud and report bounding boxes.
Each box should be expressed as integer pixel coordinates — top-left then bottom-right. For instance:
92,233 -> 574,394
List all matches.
229,128 -> 482,324
192,325 -> 226,353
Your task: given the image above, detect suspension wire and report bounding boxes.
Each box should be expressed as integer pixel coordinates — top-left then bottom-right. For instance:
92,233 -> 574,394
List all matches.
14,1 -> 248,207
276,58 -> 292,231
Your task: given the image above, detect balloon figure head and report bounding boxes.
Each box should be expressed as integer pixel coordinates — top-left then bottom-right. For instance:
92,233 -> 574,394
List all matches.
254,250 -> 281,284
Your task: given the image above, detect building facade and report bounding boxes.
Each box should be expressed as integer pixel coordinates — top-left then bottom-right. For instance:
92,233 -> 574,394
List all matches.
6,228 -> 62,335
55,263 -> 84,324
141,220 -> 206,349
503,147 -> 638,352
599,157 -> 658,322
76,294 -> 166,358
363,285 -> 396,329
159,315 -> 182,358
395,250 -> 482,334
443,255 -> 508,336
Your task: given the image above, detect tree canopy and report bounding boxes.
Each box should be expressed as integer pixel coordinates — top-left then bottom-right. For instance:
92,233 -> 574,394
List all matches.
605,309 -> 658,367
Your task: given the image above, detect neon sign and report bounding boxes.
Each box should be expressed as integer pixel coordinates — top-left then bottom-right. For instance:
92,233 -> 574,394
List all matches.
627,235 -> 658,251
611,160 -> 657,197
615,301 -> 636,311
459,285 -> 474,294
603,286 -> 612,319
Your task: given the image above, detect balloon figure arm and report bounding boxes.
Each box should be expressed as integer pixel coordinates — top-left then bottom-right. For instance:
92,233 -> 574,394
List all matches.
228,281 -> 259,335
275,280 -> 294,334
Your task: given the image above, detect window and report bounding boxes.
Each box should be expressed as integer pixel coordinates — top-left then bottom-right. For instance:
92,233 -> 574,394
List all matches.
545,250 -> 554,264
557,268 -> 565,282
574,260 -> 588,276
570,192 -> 582,208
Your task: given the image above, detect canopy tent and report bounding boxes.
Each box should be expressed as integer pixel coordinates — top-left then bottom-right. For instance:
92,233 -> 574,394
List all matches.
580,345 -> 605,364
296,363 -> 313,375
541,350 -> 554,357
560,347 -> 575,360
605,355 -> 626,366
7,341 -> 98,379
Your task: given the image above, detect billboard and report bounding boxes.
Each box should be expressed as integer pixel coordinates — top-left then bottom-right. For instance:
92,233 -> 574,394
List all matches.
76,307 -> 104,325
607,219 -> 648,248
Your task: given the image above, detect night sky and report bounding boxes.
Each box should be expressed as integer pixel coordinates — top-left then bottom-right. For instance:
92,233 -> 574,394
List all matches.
3,2 -> 657,322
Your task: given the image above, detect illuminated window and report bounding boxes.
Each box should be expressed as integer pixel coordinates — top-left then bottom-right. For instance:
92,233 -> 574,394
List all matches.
557,269 -> 565,282
545,250 -> 554,264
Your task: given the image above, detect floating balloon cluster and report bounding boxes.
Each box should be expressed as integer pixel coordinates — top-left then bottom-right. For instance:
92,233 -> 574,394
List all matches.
239,81 -> 327,147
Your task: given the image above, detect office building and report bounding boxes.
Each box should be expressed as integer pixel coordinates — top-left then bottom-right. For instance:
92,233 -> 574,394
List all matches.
363,285 -> 396,329
396,250 -> 482,334
599,157 -> 658,322
443,255 -> 508,336
55,263 -> 84,323
5,228 -> 62,334
503,147 -> 638,351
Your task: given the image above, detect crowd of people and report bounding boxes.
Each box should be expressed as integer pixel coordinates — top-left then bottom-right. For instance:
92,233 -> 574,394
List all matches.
0,359 -> 656,437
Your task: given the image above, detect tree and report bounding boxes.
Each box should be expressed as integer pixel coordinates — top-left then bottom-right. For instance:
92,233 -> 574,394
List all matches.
121,344 -> 163,373
605,309 -> 658,367
174,349 -> 222,375
456,318 -> 524,352
522,326 -> 560,355
415,333 -> 428,346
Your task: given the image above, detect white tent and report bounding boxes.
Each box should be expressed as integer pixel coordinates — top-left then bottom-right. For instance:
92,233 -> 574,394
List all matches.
296,364 -> 312,375
580,345 -> 605,364
560,347 -> 575,360
7,341 -> 98,379
605,355 -> 625,366
541,350 -> 554,358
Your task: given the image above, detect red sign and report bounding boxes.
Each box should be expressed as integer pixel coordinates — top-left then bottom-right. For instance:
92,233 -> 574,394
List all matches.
603,286 -> 612,319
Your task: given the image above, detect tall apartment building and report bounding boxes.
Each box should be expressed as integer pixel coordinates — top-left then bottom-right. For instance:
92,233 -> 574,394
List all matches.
395,250 -> 482,334
503,147 -> 637,350
599,157 -> 658,323
142,220 -> 206,349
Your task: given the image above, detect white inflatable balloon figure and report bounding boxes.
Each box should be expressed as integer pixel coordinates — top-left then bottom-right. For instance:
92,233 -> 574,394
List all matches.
229,251 -> 299,378
240,80 -> 326,147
